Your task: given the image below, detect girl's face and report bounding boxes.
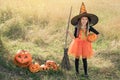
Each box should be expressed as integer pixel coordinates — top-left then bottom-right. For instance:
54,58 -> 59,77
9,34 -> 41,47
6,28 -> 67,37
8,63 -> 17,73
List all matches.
80,17 -> 88,26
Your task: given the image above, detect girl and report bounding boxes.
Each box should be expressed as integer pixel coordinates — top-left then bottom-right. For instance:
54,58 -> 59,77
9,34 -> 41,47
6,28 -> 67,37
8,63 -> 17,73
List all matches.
67,2 -> 99,77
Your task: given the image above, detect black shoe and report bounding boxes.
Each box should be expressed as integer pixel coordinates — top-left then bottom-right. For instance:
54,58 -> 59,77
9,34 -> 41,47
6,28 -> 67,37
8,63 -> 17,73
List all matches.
76,71 -> 79,74
84,74 -> 89,78
75,72 -> 79,76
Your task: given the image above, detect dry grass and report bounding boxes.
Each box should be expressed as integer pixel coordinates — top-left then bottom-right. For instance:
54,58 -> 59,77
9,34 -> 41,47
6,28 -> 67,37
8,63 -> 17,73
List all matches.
0,0 -> 120,80
0,0 -> 120,41
1,0 -> 120,41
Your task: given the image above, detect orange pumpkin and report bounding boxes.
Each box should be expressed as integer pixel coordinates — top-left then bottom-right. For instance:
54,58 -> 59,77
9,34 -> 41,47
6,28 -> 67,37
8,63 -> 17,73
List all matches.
29,63 -> 40,73
14,50 -> 32,67
87,33 -> 97,42
51,64 -> 59,71
45,60 -> 56,67
40,64 -> 49,70
45,60 -> 59,71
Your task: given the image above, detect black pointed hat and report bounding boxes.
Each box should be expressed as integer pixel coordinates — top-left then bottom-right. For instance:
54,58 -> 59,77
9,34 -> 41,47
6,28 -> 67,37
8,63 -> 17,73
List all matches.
71,2 -> 98,26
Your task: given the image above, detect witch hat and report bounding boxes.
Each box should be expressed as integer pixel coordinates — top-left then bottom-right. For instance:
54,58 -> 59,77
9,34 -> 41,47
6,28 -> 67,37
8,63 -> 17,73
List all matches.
71,2 -> 98,26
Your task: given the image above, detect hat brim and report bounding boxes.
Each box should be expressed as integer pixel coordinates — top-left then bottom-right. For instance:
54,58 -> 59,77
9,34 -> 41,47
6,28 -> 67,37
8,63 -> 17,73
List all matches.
71,13 -> 98,26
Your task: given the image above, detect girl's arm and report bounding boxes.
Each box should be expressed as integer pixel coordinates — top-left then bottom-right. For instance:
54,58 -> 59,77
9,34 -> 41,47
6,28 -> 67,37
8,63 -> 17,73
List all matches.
74,27 -> 77,37
67,30 -> 75,39
89,26 -> 99,35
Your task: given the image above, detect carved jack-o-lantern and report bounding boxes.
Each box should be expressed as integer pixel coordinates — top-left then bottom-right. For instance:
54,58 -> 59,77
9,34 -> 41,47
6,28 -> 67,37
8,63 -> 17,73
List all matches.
29,63 -> 40,73
45,60 -> 56,67
40,64 -> 49,70
14,50 -> 32,67
87,33 -> 97,42
45,60 -> 59,71
51,64 -> 59,71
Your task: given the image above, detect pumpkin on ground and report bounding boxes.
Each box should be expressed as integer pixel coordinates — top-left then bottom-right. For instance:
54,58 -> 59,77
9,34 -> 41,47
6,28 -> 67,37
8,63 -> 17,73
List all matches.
45,60 -> 59,70
51,64 -> 59,71
29,62 -> 40,73
14,50 -> 32,67
45,60 -> 56,67
40,64 -> 49,70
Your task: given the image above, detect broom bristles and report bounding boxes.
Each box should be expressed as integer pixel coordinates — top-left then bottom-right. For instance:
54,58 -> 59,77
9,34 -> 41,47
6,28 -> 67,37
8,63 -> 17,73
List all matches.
61,48 -> 71,70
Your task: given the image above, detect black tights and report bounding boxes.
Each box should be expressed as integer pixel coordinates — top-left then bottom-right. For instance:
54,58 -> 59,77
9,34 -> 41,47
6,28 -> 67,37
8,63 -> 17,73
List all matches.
75,58 -> 88,75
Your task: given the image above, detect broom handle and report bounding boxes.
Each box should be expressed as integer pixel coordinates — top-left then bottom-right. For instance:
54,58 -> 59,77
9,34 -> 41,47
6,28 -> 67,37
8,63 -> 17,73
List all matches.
64,6 -> 72,48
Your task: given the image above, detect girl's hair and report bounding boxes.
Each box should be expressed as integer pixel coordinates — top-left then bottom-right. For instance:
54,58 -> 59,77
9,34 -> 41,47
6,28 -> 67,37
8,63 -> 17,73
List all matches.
76,17 -> 90,37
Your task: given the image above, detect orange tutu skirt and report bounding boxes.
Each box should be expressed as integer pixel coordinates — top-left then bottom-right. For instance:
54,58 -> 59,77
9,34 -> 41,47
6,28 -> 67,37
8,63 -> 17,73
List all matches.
68,38 -> 93,58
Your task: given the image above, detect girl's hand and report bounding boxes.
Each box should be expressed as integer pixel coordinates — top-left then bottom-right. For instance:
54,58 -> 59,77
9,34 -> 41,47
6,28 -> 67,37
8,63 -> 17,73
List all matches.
66,30 -> 69,34
66,30 -> 70,35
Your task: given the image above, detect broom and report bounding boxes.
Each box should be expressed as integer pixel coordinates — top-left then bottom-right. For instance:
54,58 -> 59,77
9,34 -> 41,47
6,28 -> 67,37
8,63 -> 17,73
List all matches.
61,6 -> 72,70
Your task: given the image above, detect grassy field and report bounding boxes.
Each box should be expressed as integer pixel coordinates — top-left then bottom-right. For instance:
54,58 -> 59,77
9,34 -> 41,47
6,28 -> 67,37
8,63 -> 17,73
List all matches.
0,0 -> 120,80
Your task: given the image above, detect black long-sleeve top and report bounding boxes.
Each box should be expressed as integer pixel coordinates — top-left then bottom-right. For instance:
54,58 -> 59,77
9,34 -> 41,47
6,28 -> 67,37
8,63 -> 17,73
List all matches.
74,26 -> 99,38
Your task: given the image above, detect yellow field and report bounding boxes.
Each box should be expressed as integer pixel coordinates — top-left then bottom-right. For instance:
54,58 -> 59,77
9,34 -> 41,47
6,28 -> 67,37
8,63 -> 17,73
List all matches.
0,0 -> 120,40
0,0 -> 120,80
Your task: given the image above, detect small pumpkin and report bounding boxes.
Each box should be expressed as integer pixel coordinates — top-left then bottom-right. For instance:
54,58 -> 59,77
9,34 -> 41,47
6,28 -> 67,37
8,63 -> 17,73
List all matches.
51,64 -> 59,71
29,62 -> 40,73
14,50 -> 32,67
40,64 -> 49,70
87,33 -> 97,42
45,60 -> 56,67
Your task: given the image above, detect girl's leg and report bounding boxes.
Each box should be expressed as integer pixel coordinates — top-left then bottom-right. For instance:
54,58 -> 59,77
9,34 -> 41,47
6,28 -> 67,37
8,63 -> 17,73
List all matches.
82,58 -> 88,75
75,58 -> 79,74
